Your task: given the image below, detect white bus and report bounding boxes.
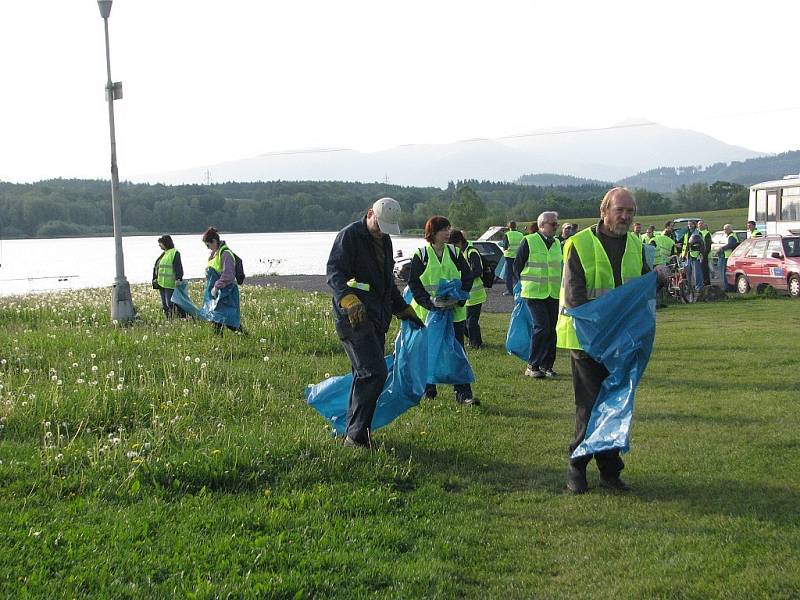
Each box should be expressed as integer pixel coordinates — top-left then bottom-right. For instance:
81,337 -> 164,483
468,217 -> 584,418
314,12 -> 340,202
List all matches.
749,175 -> 800,235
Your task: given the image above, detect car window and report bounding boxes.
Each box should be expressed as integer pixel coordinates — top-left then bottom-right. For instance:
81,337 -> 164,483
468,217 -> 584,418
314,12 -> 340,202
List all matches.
712,232 -> 726,244
747,240 -> 768,259
730,241 -> 749,257
736,232 -> 748,242
766,240 -> 783,257
784,238 -> 800,258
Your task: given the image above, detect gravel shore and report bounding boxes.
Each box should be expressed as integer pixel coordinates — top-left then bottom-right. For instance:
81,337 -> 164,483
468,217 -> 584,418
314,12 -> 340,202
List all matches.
248,274 -> 516,314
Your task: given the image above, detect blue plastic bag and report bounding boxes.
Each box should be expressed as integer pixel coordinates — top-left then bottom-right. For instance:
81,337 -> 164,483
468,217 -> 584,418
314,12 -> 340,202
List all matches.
305,319 -> 428,435
403,279 -> 475,385
495,256 -> 507,281
171,271 -> 240,328
505,281 -> 532,361
568,271 -> 657,458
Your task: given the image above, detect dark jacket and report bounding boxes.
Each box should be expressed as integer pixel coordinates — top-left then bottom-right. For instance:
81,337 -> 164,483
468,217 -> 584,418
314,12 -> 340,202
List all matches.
327,217 -> 408,334
408,244 -> 473,310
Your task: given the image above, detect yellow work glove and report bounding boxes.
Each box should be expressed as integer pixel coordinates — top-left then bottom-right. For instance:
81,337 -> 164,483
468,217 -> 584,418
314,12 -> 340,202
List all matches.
397,305 -> 426,329
340,293 -> 367,328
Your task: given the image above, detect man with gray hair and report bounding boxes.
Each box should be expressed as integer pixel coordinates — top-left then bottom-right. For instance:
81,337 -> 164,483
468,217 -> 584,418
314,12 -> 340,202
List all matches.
514,211 -> 562,379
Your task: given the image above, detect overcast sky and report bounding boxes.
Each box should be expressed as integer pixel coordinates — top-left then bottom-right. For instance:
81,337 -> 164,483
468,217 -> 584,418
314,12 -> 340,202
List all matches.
1,0 -> 799,183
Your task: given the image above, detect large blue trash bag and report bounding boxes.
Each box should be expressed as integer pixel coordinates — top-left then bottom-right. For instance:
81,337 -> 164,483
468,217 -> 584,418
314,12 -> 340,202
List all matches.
305,319 -> 428,435
171,271 -> 240,327
403,279 -> 475,385
505,281 -> 532,361
568,271 -> 657,459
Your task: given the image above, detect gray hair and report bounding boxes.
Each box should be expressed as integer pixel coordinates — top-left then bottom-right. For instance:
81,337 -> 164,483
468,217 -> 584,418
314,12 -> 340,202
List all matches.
723,223 -> 732,231
537,211 -> 559,227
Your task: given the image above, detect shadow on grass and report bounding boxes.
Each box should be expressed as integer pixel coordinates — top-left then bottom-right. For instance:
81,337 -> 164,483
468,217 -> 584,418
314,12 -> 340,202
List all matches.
637,410 -> 767,427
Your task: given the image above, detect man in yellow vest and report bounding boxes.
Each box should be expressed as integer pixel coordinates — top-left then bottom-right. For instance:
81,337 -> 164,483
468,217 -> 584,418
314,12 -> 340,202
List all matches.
697,220 -> 712,285
746,220 -> 763,238
327,198 -> 425,449
680,220 -> 705,291
632,222 -> 643,240
514,211 -> 562,379
715,224 -> 739,292
556,187 -> 654,494
450,230 -> 487,349
500,221 -> 524,296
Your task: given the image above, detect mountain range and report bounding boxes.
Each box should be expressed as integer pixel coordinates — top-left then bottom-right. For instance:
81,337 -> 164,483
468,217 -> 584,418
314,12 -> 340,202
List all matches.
137,119 -> 764,189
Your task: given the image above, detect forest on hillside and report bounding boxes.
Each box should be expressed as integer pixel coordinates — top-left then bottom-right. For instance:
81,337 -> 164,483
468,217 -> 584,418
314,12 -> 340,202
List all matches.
0,178 -> 748,239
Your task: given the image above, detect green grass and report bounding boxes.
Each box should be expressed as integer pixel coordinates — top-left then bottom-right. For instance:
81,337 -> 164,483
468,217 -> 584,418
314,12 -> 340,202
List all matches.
1,285 -> 798,598
569,207 -> 748,233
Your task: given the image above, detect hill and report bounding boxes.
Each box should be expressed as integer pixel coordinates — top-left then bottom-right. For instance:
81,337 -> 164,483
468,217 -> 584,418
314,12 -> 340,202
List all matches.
619,150 -> 800,192
137,120 -> 763,188
515,173 -> 611,187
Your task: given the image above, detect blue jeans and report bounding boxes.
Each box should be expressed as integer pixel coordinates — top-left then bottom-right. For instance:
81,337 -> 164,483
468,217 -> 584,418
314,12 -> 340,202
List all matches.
526,297 -> 559,371
687,257 -> 704,291
718,256 -> 733,292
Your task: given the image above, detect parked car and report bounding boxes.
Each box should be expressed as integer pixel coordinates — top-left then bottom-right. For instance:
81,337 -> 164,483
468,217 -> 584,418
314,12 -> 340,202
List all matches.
709,229 -> 748,273
671,217 -> 703,245
725,235 -> 800,297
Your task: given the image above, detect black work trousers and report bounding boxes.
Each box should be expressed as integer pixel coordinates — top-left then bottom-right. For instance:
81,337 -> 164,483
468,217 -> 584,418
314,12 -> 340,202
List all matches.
701,254 -> 711,286
465,303 -> 483,348
526,297 -> 558,371
425,319 -> 472,401
159,287 -> 187,319
568,350 -> 624,476
336,318 -> 388,445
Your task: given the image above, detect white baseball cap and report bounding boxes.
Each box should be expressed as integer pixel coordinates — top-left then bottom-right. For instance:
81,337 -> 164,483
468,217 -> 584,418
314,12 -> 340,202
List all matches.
372,197 -> 401,235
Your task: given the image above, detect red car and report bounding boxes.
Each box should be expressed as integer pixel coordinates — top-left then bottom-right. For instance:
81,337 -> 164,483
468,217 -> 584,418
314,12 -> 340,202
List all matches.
726,235 -> 800,297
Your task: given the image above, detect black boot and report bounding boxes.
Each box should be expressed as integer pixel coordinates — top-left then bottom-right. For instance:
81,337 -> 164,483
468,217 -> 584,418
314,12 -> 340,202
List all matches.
566,464 -> 588,494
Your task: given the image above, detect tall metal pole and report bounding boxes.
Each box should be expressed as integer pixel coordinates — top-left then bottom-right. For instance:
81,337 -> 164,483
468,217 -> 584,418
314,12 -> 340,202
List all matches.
99,2 -> 135,323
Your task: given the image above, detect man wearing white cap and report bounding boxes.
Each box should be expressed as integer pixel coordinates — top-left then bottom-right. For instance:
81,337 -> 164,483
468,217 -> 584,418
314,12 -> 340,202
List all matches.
326,197 -> 425,449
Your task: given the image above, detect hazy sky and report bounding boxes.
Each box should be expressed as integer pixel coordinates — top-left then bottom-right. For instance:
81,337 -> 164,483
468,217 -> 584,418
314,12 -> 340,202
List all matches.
2,0 -> 799,183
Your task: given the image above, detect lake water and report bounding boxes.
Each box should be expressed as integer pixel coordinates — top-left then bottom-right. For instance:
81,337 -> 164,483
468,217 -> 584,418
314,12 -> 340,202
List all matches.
0,231 -> 425,296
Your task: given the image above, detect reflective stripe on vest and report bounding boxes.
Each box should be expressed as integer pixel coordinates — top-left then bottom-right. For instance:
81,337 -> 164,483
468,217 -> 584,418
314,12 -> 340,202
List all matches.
748,230 -> 762,238
208,244 -> 235,276
157,248 -> 177,289
520,233 -> 562,300
556,228 -> 643,350
503,230 -> 524,258
652,233 -> 675,266
724,233 -> 738,258
465,244 -> 487,307
412,243 -> 467,323
346,279 -> 371,292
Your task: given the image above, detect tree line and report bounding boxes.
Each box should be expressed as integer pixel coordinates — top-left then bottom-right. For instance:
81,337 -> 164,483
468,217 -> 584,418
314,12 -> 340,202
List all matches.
0,178 -> 748,239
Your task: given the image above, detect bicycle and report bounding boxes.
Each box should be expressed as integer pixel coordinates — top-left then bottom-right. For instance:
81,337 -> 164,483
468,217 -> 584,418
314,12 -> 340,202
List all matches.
664,256 -> 698,304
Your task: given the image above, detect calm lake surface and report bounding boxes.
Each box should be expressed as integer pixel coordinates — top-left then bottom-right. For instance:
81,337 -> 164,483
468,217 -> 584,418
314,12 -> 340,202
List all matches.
0,232 -> 425,296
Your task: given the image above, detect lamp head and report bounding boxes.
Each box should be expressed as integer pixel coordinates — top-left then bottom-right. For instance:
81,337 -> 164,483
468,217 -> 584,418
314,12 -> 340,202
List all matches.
98,1 -> 113,18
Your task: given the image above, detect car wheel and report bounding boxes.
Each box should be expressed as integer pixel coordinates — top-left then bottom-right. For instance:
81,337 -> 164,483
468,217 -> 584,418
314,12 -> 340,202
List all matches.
789,274 -> 800,298
736,274 -> 750,295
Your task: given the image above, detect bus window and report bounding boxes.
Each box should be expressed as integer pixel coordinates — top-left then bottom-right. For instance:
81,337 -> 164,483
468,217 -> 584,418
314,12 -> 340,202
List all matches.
768,191 -> 778,221
781,187 -> 800,221
756,189 -> 767,222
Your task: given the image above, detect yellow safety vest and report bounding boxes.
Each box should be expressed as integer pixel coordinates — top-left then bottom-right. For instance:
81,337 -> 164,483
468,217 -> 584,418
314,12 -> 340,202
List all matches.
748,230 -> 763,238
520,233 -> 562,300
465,243 -> 487,307
503,230 -> 524,258
681,231 -> 701,259
208,244 -> 236,277
652,234 -> 675,266
411,244 -> 466,323
156,248 -> 177,289
556,228 -> 643,350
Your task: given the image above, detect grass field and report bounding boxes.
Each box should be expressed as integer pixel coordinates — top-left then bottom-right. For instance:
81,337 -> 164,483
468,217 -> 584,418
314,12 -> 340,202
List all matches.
1,283 -> 798,598
569,207 -> 748,234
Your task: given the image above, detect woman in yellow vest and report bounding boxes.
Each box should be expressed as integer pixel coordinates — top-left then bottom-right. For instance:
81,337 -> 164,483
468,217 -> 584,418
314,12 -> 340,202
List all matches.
449,229 -> 487,349
151,234 -> 187,319
408,216 -> 479,406
201,227 -> 243,335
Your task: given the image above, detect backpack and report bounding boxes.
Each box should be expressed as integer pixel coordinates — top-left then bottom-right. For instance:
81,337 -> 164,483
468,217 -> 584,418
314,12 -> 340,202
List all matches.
234,253 -> 245,285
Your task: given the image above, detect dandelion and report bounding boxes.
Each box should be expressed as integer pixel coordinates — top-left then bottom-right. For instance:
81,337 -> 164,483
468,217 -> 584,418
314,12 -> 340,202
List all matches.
263,356 -> 270,362
116,384 -> 123,391
91,353 -> 96,359
91,366 -> 98,372
183,388 -> 189,396
184,356 -> 191,362
194,357 -> 200,364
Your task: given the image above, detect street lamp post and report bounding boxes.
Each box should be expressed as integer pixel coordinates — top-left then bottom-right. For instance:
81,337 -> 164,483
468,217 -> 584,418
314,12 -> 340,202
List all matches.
98,0 -> 135,323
